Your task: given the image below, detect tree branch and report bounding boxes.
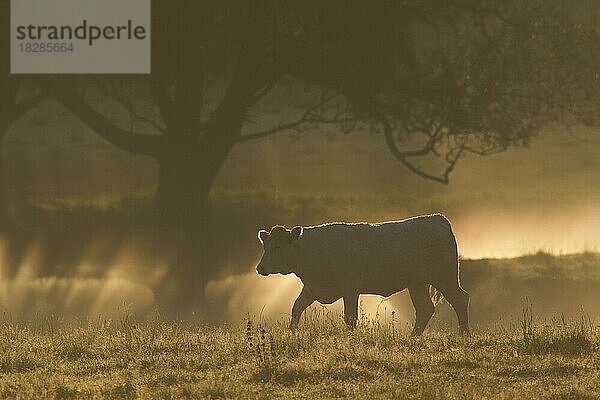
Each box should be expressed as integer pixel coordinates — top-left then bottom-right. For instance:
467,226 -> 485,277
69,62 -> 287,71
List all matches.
152,80 -> 176,133
463,144 -> 507,156
382,120 -> 465,184
238,113 -> 311,143
107,82 -> 168,134
238,93 -> 354,142
37,78 -> 163,157
10,93 -> 45,123
0,79 -> 44,133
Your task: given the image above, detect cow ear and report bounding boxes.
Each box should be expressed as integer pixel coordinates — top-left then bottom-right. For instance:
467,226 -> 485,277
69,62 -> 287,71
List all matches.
290,226 -> 303,241
258,230 -> 269,244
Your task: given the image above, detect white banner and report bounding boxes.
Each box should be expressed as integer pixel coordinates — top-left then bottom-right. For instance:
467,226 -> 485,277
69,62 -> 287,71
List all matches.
11,0 -> 151,74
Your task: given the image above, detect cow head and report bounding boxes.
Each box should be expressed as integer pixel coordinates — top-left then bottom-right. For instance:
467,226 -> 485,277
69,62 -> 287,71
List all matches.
256,225 -> 303,276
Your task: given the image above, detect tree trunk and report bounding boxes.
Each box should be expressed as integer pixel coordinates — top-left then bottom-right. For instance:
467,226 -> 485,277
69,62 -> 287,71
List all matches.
151,143 -> 233,319
150,53 -> 266,317
152,81 -> 250,226
154,153 -> 207,226
152,137 -> 233,228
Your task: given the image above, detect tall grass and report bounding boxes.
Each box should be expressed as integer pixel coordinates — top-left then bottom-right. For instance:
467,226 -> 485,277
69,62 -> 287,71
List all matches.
521,300 -> 595,355
0,309 -> 596,399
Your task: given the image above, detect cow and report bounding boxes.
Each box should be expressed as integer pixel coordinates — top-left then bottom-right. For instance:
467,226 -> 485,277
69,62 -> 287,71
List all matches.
255,214 -> 470,335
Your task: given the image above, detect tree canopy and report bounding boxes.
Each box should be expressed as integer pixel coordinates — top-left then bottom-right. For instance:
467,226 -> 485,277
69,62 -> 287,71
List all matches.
21,0 -> 600,218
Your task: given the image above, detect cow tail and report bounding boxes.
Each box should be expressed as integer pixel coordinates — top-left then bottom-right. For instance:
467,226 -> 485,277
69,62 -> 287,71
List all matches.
429,285 -> 444,306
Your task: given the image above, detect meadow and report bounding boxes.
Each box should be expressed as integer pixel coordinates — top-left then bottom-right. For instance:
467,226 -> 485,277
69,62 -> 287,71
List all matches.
0,301 -> 597,399
0,252 -> 597,400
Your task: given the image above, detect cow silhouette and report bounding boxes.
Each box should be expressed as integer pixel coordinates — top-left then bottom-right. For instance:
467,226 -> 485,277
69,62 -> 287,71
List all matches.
256,214 -> 470,335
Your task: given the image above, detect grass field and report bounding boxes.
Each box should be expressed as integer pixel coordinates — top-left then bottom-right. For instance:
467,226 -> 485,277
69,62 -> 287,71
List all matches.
0,310 -> 597,399
0,253 -> 598,399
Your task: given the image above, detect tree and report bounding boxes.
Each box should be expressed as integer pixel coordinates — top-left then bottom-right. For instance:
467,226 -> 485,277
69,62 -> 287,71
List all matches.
35,0 -> 599,227
37,2 -> 273,227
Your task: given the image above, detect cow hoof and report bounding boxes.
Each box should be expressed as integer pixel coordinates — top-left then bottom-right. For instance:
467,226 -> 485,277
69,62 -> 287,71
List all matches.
344,322 -> 357,330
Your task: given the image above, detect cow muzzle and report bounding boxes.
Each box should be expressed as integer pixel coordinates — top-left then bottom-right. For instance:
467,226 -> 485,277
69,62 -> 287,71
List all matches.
256,264 -> 269,276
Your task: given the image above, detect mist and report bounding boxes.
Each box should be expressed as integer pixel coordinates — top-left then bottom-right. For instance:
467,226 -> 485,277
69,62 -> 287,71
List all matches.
0,115 -> 598,325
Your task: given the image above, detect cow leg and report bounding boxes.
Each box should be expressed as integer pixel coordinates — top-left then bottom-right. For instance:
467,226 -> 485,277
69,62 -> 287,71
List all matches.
289,286 -> 315,330
408,284 -> 435,336
435,282 -> 470,335
343,292 -> 359,328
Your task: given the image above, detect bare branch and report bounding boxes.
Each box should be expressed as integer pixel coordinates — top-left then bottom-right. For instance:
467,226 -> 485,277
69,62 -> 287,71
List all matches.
442,143 -> 465,182
9,93 -> 45,124
449,0 -> 526,28
382,120 -> 465,184
463,144 -> 507,156
237,115 -> 310,143
252,81 -> 278,103
106,82 -> 168,134
152,80 -> 176,133
37,78 -> 163,157
238,92 -> 353,142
